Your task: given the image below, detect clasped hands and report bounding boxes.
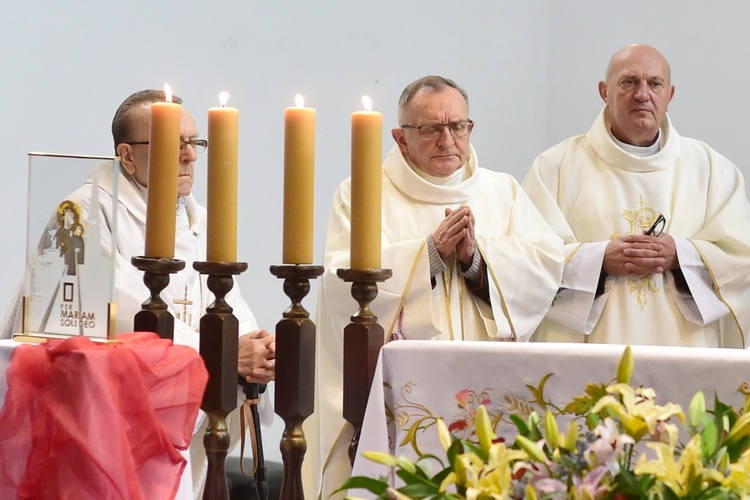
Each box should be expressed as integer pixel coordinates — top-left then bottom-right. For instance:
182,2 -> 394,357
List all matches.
238,329 -> 275,384
432,205 -> 475,267
603,233 -> 678,277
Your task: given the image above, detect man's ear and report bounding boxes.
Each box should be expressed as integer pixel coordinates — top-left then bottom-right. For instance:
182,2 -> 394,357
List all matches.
391,128 -> 409,156
116,143 -> 136,175
598,81 -> 608,104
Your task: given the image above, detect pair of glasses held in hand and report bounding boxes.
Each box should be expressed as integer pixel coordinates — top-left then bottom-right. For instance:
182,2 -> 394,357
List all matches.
645,213 -> 666,236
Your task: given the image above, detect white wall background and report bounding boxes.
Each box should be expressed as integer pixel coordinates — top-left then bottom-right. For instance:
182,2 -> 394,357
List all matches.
3,0 -> 750,461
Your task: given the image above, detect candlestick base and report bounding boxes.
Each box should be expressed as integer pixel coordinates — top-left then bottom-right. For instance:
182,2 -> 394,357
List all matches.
270,264 -> 324,500
336,268 -> 392,465
131,256 -> 186,340
193,260 -> 248,500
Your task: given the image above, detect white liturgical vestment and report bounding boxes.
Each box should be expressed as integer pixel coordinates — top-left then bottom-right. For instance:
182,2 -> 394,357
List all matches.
305,145 -> 564,498
60,162 -> 258,347
523,109 -> 750,348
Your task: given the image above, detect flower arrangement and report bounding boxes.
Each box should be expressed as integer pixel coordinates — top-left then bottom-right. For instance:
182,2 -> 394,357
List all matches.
337,346 -> 750,499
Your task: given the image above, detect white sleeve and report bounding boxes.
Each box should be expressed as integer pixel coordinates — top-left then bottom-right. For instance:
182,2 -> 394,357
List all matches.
545,241 -> 611,334
670,237 -> 729,324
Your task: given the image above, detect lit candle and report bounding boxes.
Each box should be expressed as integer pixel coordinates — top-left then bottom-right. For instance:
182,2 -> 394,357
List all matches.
350,95 -> 382,270
206,91 -> 240,262
144,83 -> 181,258
283,93 -> 316,264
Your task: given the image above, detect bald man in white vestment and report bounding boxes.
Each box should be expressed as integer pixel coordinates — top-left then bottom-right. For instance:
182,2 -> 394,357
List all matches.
306,76 -> 565,498
523,44 -> 750,348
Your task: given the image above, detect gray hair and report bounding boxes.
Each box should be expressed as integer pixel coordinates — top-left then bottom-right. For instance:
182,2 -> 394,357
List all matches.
111,89 -> 183,153
397,76 -> 469,125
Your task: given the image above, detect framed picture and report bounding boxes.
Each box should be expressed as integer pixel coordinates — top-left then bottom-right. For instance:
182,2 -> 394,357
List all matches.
22,153 -> 119,341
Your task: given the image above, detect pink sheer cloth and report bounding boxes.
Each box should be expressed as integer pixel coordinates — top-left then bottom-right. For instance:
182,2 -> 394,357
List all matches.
0,332 -> 208,500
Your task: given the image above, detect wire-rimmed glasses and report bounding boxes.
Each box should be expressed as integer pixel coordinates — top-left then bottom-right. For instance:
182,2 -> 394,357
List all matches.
400,120 -> 474,140
124,139 -> 208,153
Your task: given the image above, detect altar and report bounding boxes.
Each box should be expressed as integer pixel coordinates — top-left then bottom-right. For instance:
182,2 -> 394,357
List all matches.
352,340 -> 750,480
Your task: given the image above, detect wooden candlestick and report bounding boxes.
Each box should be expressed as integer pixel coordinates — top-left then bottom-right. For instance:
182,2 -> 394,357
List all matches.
336,268 -> 392,464
270,264 -> 324,500
193,260 -> 248,500
131,256 -> 186,340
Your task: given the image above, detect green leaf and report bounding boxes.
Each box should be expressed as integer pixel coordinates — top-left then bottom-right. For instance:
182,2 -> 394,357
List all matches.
561,382 -> 608,416
510,413 -> 530,436
585,411 -> 601,431
430,466 -> 453,486
613,466 -> 652,497
396,468 -> 440,496
462,440 -> 488,462
701,419 -> 718,458
333,475 -> 389,496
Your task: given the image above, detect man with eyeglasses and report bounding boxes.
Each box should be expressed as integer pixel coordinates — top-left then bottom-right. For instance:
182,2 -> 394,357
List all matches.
4,89 -> 275,498
309,75 -> 564,498
523,44 -> 750,348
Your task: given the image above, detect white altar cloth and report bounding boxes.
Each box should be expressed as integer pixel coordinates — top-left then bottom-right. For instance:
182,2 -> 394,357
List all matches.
352,341 -> 750,481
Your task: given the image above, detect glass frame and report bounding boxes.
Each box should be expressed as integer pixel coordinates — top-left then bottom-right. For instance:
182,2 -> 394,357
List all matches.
22,152 -> 120,341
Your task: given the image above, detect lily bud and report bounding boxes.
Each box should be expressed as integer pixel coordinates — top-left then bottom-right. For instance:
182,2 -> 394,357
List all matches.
515,435 -> 547,463
545,411 -> 559,451
688,391 -> 706,428
616,345 -> 634,384
476,405 -> 496,452
437,418 -> 452,451
361,451 -> 398,467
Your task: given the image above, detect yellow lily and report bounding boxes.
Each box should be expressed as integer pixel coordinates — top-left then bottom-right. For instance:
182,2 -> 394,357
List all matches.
635,435 -> 724,495
726,410 -> 750,443
460,442 -> 526,499
723,448 -> 750,494
591,383 -> 685,441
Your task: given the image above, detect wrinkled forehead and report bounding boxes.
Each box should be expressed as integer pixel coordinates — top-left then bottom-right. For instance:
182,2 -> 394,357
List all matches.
180,110 -> 198,139
404,88 -> 469,122
609,48 -> 671,83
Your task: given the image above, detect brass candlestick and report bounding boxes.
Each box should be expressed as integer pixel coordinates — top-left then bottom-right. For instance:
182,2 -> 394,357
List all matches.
193,261 -> 248,500
131,256 -> 186,340
336,268 -> 392,465
270,264 -> 324,500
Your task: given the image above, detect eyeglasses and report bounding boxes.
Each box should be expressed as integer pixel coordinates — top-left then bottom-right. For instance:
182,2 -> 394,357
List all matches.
645,213 -> 666,236
124,139 -> 208,153
400,120 -> 474,140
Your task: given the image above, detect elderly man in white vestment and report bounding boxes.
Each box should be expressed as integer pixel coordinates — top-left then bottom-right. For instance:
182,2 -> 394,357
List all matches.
6,90 -> 276,499
306,75 -> 565,498
523,44 -> 750,348
110,90 -> 277,498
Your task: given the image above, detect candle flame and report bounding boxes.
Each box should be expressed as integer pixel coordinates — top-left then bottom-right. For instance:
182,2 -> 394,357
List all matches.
362,95 -> 373,112
219,91 -> 229,107
295,93 -> 305,108
164,83 -> 173,103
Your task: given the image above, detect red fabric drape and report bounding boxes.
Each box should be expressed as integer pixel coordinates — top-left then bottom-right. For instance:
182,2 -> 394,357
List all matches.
0,332 -> 208,500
